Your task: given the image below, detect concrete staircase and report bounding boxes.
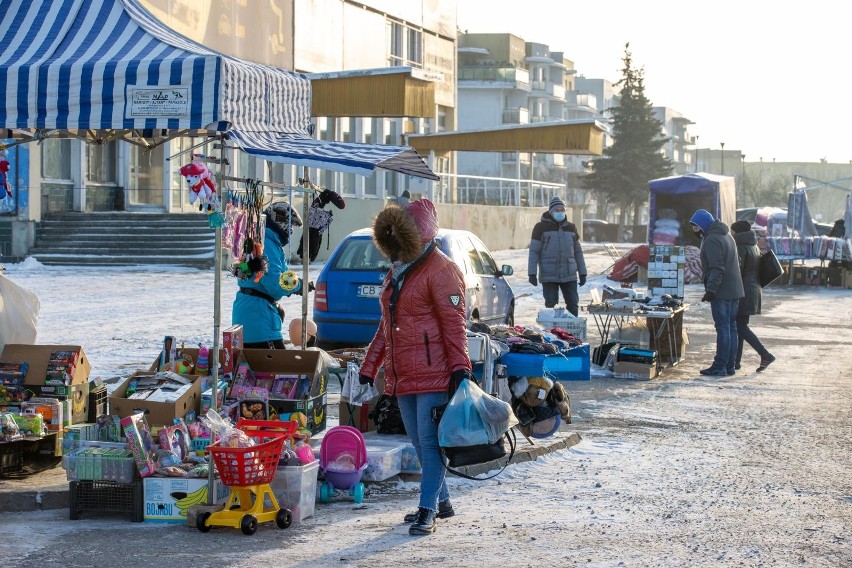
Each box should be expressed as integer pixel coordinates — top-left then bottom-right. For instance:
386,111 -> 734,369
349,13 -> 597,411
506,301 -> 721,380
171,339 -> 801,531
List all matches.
29,212 -> 216,268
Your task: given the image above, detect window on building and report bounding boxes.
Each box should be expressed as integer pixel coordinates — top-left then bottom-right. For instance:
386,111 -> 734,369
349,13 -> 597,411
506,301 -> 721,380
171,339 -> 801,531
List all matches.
387,19 -> 422,67
41,139 -> 71,180
86,141 -> 118,183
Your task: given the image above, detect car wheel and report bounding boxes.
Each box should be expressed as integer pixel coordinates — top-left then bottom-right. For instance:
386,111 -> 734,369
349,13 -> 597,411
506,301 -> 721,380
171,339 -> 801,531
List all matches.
504,304 -> 514,327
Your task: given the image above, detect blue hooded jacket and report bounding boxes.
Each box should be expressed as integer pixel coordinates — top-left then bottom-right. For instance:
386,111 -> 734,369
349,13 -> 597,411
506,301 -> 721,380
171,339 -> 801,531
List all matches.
232,225 -> 301,344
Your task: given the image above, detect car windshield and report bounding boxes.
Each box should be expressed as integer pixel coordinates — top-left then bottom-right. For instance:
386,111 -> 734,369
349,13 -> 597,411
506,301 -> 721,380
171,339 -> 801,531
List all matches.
330,238 -> 392,271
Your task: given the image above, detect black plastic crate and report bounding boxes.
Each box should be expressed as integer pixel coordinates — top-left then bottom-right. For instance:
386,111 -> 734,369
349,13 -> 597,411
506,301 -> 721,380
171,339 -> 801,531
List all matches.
69,479 -> 143,522
0,442 -> 24,476
87,385 -> 108,422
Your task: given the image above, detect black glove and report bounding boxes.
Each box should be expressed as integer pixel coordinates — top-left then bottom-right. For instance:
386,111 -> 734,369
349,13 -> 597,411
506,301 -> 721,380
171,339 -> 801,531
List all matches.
449,368 -> 475,395
291,281 -> 315,296
358,374 -> 374,387
578,274 -> 587,287
529,274 -> 538,286
701,291 -> 716,302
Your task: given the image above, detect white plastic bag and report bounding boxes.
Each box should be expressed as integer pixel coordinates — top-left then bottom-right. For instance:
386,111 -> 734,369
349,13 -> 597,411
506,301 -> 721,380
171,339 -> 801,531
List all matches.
471,382 -> 518,444
341,361 -> 379,406
0,274 -> 40,352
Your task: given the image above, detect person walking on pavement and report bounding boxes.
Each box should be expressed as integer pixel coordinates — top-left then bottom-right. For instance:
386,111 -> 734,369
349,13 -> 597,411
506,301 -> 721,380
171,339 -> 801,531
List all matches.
528,196 -> 587,316
357,198 -> 472,536
690,209 -> 745,376
730,220 -> 776,372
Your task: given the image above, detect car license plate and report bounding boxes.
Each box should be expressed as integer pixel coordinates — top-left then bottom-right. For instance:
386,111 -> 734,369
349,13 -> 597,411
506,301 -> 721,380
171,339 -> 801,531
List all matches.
357,284 -> 382,298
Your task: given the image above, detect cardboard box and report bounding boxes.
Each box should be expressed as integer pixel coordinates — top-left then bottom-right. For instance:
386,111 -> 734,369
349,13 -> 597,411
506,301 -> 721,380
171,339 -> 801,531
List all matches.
0,344 -> 91,386
612,361 -> 659,380
34,382 -> 90,424
143,477 -> 229,522
109,372 -> 202,427
241,349 -> 327,434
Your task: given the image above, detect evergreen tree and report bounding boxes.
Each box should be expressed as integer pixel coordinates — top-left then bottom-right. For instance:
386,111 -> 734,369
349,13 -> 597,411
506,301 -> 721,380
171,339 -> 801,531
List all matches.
582,44 -> 673,226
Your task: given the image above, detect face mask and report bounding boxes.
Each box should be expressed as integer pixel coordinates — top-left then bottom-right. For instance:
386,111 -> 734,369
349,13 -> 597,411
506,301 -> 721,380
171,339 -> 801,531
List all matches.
552,212 -> 566,222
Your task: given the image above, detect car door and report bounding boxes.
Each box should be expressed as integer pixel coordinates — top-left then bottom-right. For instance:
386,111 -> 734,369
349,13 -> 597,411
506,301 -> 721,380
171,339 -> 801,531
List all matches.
470,235 -> 507,323
440,235 -> 478,321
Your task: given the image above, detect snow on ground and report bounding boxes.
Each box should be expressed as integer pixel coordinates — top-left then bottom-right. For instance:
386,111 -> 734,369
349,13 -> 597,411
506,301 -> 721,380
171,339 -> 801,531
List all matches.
2,244 -> 851,567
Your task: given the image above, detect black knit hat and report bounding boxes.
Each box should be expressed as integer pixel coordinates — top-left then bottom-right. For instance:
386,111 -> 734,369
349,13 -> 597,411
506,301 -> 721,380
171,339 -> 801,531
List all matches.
730,220 -> 752,234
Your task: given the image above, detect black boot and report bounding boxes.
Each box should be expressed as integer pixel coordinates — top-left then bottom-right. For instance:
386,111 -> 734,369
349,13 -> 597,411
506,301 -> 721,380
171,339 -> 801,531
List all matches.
404,500 -> 454,523
408,507 -> 437,535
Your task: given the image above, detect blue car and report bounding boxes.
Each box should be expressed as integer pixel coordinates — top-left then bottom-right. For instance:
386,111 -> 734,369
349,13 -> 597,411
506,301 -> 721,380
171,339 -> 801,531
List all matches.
314,228 -> 516,346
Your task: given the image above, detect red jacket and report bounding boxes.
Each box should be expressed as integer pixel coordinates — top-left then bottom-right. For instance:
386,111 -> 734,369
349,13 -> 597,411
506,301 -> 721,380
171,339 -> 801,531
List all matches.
360,200 -> 471,395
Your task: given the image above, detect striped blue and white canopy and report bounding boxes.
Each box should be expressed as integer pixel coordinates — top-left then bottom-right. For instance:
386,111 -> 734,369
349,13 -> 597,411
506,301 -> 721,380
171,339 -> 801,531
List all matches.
227,130 -> 440,181
0,0 -> 312,133
0,0 -> 436,180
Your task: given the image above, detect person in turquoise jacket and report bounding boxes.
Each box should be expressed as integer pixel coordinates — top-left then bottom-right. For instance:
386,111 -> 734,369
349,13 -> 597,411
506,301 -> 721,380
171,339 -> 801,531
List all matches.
232,205 -> 304,348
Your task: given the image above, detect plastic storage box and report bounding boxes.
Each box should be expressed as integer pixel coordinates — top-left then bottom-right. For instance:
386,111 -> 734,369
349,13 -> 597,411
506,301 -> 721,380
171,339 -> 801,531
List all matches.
536,309 -> 587,342
499,344 -> 591,381
270,460 -> 319,522
362,443 -> 403,481
63,448 -> 136,484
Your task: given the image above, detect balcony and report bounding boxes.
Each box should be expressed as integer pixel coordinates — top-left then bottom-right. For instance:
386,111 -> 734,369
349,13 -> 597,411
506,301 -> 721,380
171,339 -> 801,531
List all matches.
458,65 -> 530,87
502,107 -> 529,125
550,84 -> 565,99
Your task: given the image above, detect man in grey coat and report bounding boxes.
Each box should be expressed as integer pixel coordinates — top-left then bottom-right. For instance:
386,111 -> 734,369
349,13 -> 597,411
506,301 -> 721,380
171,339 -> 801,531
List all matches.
528,196 -> 587,316
690,209 -> 745,376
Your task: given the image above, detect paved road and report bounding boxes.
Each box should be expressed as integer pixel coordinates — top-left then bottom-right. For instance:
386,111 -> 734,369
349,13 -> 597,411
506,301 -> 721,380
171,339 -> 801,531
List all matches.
1,279 -> 850,567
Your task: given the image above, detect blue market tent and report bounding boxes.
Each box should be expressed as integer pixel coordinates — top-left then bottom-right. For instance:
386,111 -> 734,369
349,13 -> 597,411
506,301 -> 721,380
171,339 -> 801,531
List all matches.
0,0 -> 437,180
647,173 -> 736,246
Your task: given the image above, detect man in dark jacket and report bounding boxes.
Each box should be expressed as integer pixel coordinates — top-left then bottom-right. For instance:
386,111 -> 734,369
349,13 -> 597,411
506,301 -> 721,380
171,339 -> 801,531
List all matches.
690,209 -> 745,376
730,221 -> 775,372
528,196 -> 587,316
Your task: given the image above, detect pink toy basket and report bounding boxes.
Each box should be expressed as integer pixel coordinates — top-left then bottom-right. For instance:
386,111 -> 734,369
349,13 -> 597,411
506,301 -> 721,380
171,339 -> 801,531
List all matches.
319,425 -> 368,503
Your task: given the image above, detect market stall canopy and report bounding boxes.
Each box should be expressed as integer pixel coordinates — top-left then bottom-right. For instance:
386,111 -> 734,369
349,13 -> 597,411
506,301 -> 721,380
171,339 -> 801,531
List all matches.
0,0 -> 311,134
0,0 -> 437,180
228,130 -> 439,180
406,119 -> 606,155
647,173 -> 736,246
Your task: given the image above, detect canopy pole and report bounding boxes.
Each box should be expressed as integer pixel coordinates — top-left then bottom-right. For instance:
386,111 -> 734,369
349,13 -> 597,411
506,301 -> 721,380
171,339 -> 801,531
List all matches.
207,134 -> 225,505
300,168 -> 311,349
165,137 -> 210,161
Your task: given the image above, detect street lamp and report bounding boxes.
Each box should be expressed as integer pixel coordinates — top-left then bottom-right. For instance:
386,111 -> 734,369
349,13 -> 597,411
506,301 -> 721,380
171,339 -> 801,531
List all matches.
740,154 -> 746,206
720,142 -> 725,175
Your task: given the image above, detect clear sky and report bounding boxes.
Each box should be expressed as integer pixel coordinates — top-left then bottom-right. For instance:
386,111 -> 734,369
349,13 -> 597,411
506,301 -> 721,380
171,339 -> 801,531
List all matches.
457,0 -> 851,164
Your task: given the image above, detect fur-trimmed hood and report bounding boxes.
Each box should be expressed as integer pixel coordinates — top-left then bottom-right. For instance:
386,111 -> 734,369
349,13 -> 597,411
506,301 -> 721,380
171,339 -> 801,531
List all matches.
373,199 -> 438,263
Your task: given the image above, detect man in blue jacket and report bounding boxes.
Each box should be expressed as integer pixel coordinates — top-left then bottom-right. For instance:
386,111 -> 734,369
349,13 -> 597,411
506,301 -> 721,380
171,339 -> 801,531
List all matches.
690,209 -> 745,376
528,196 -> 587,316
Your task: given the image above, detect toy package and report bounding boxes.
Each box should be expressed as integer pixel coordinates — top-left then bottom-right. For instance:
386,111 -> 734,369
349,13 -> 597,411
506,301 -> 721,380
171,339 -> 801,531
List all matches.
0,412 -> 22,441
120,413 -> 157,478
158,423 -> 191,461
13,412 -> 46,437
95,414 -> 122,442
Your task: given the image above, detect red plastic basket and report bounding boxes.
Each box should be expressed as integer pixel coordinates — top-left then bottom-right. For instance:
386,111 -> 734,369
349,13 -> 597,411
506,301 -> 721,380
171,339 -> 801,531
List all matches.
206,419 -> 296,488
208,434 -> 287,487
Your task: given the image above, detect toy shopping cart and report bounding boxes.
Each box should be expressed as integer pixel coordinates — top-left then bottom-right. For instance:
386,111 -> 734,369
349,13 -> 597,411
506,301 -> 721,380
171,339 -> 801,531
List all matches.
319,425 -> 368,504
197,419 -> 297,535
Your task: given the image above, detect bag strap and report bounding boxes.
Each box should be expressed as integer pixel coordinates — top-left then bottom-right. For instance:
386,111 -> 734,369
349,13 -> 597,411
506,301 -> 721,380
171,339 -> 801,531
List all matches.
441,428 -> 517,481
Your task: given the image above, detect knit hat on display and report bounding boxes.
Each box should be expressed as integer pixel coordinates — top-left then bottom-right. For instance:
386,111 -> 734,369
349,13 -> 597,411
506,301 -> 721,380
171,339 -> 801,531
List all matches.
549,196 -> 566,212
689,209 -> 715,233
730,220 -> 752,234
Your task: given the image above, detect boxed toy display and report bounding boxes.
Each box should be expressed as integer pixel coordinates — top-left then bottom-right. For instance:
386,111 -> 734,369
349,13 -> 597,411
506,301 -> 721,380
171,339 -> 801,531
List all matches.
110,372 -> 202,426
0,344 -> 91,386
121,413 -> 157,478
221,325 -> 243,374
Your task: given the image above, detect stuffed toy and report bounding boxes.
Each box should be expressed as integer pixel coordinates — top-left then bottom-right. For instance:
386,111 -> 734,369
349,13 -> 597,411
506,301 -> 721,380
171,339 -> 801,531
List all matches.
179,160 -> 217,212
0,159 -> 11,200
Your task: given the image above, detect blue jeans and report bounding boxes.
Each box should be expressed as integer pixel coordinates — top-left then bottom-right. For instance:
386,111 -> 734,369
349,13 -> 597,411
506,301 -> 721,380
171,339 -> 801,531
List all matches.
397,391 -> 450,511
736,315 -> 770,363
542,280 -> 580,316
710,298 -> 739,371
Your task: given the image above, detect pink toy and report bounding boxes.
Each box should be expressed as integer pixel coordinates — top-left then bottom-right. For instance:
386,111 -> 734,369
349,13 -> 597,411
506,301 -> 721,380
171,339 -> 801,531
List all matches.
0,159 -> 11,198
318,425 -> 368,503
179,160 -> 217,211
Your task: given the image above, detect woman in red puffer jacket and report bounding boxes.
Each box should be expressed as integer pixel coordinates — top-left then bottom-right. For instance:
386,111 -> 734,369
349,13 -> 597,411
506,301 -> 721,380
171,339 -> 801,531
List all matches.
358,198 -> 472,536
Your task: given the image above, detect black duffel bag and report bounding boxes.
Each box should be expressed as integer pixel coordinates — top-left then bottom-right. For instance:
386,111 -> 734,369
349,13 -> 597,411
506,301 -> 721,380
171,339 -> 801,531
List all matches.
442,431 -> 514,469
